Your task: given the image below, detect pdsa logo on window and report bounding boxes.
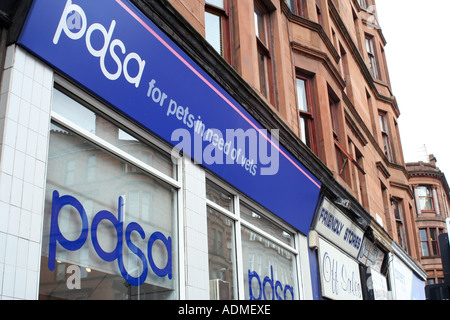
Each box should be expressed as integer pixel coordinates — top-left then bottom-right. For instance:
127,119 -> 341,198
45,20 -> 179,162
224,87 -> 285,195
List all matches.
48,191 -> 173,287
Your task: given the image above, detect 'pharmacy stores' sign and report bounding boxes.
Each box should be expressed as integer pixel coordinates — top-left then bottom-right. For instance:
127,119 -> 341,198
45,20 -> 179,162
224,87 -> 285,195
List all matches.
19,0 -> 321,234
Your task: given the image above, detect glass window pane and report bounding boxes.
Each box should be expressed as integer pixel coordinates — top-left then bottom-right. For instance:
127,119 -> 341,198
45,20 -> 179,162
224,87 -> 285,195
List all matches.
286,0 -> 295,12
258,49 -> 268,98
296,78 -> 308,112
207,206 -> 237,300
419,229 -> 428,241
205,11 -> 223,55
378,115 -> 385,132
417,186 -> 431,197
299,117 -> 310,146
206,180 -> 234,212
421,242 -> 430,257
419,197 -> 434,211
393,201 -> 402,220
254,5 -> 266,45
430,229 -> 439,255
206,0 -> 224,9
240,203 -> 294,247
241,226 -> 297,300
40,123 -> 178,300
365,38 -> 373,55
431,241 -> 439,256
419,229 -> 430,256
52,89 -> 176,179
52,89 -> 96,133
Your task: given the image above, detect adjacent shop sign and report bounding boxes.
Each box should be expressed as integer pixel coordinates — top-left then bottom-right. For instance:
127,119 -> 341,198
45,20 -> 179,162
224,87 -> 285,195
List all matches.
391,255 -> 425,300
314,198 -> 364,259
18,0 -> 321,235
317,238 -> 363,300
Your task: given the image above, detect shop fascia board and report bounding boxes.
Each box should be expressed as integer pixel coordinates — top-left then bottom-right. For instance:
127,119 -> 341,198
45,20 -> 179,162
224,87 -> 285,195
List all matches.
319,182 -> 372,232
391,241 -> 428,281
132,0 -> 334,184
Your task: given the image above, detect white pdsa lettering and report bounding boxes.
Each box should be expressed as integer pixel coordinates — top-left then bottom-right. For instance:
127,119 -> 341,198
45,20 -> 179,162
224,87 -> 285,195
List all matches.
53,0 -> 146,88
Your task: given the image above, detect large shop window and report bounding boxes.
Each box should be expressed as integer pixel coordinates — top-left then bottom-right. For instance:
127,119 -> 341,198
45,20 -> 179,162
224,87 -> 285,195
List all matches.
206,179 -> 299,300
39,88 -> 180,300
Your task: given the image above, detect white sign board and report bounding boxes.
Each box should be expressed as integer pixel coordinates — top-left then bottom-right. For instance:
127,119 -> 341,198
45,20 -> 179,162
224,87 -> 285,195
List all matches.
318,238 -> 363,300
367,268 -> 389,300
315,198 -> 364,259
391,256 -> 413,300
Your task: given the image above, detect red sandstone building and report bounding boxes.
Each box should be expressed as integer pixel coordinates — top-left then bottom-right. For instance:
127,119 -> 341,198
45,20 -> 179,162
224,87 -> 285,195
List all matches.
407,155 -> 450,286
0,0 -> 433,300
159,0 -> 431,298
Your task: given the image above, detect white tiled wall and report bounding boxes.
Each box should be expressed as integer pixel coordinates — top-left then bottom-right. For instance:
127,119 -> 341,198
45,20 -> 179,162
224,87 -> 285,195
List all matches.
182,159 -> 209,299
0,45 -> 53,300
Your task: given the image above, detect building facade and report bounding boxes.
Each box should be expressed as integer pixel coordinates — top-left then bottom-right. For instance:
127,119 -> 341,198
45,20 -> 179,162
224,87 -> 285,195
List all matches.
407,155 -> 450,286
0,0 -> 427,300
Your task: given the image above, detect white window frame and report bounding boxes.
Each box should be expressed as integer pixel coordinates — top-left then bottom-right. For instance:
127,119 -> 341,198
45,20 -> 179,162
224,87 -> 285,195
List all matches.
50,75 -> 185,299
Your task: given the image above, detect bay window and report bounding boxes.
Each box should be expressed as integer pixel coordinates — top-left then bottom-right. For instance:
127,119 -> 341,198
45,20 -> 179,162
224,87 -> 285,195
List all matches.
417,186 -> 435,212
420,228 -> 442,257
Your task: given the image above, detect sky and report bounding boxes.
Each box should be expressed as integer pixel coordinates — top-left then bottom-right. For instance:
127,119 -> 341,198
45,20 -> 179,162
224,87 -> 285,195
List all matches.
374,0 -> 450,177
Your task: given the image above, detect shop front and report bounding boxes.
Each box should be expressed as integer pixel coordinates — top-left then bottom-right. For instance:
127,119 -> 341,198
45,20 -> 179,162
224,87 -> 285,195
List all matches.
310,196 -> 365,300
310,194 -> 426,300
13,0 -> 324,300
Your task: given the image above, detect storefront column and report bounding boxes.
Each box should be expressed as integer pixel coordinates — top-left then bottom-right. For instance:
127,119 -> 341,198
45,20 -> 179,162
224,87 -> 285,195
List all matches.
0,45 -> 53,299
183,159 -> 209,299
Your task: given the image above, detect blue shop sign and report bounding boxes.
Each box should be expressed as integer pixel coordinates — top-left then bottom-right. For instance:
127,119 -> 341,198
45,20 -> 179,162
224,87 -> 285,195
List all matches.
19,0 -> 321,234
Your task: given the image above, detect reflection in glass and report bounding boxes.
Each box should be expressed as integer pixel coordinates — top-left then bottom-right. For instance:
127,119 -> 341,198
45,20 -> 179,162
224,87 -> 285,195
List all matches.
417,186 -> 434,211
206,180 -> 234,213
241,226 -> 297,300
39,122 -> 178,300
206,0 -> 224,8
207,206 -> 237,300
52,89 -> 176,179
205,11 -> 223,55
240,203 -> 294,247
296,78 -> 308,112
